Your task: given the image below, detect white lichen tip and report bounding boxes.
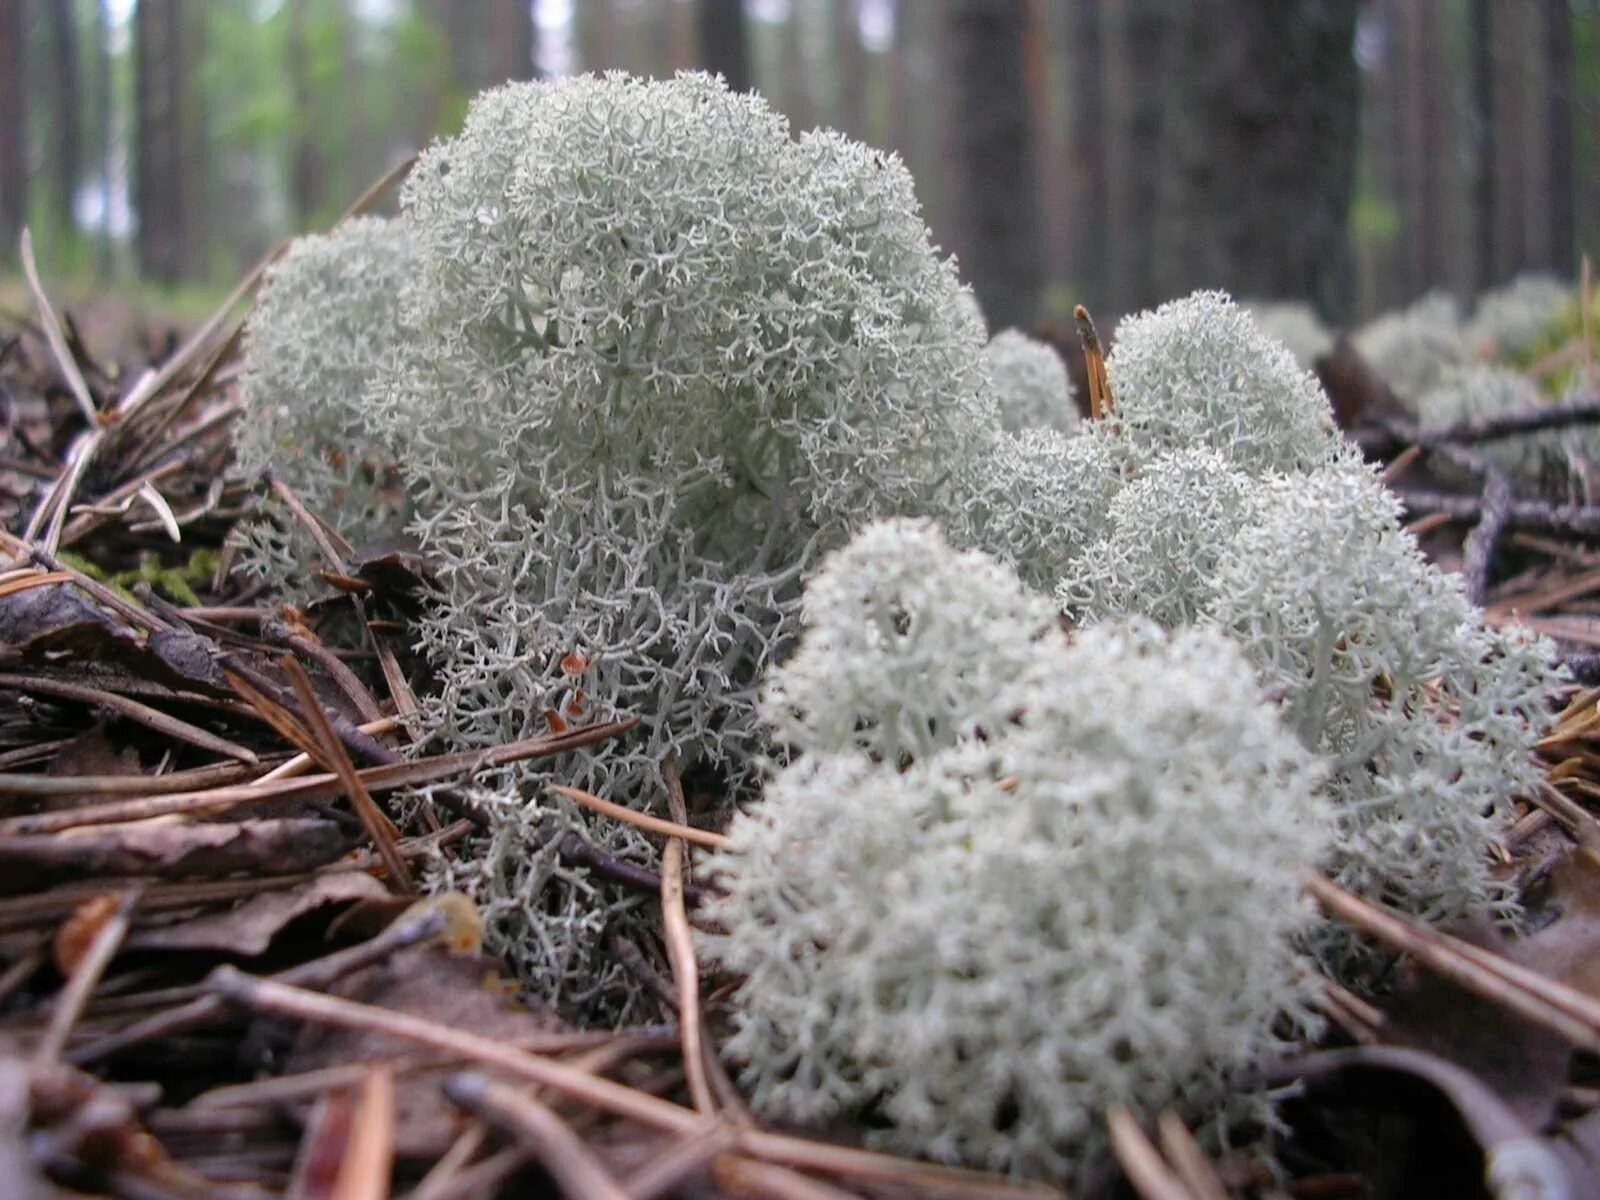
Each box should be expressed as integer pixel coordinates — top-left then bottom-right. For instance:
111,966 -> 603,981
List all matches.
1108,289 -> 1341,474
709,554 -> 1330,1178
985,328 -> 1079,433
762,518 -> 1058,766
234,216 -> 417,596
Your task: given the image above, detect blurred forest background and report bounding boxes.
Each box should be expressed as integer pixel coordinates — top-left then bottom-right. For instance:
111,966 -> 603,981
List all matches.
0,0 -> 1597,331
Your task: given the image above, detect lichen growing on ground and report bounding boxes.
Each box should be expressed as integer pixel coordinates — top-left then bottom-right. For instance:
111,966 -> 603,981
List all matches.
984,328 -> 1079,433
706,520 -> 1329,1181
233,217 -> 417,599
241,72 -> 999,1013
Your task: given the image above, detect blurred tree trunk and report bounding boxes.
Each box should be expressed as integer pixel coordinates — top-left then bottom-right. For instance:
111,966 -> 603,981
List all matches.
834,0 -> 866,139
488,0 -> 537,83
1107,0 -> 1170,315
1064,0 -> 1107,310
1545,0 -> 1574,273
946,0 -> 1041,331
94,0 -> 113,273
135,0 -> 203,282
698,0 -> 748,91
783,5 -> 816,131
1493,0 -> 1530,279
658,0 -> 696,73
893,0 -> 946,236
1469,0 -> 1496,292
0,0 -> 26,263
1154,0 -> 1360,320
288,0 -> 323,225
45,0 -> 80,239
580,0 -> 619,73
1400,0 -> 1447,298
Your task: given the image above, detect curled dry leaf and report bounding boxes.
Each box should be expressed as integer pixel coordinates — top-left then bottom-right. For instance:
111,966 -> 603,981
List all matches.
285,946 -> 570,1158
126,871 -> 389,955
53,893 -> 122,976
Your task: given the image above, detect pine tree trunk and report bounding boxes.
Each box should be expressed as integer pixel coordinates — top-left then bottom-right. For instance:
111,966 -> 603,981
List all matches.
1108,0 -> 1170,315
946,0 -> 1041,331
1544,0 -> 1575,274
136,0 -> 203,282
1065,0 -> 1108,310
0,0 -> 27,263
489,0 -> 537,83
45,0 -> 80,239
698,0 -> 748,93
1154,0 -> 1360,319
1469,0 -> 1496,292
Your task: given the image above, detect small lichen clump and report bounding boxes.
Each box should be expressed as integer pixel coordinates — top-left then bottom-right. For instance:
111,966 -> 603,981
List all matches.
1353,291 -> 1472,402
233,217 -> 417,598
1110,290 -> 1340,473
1242,299 -> 1334,370
1052,291 -> 1561,957
1468,273 -> 1572,360
706,520 -> 1328,1180
1207,466 -> 1557,946
1414,365 -> 1573,488
984,328 -> 1079,433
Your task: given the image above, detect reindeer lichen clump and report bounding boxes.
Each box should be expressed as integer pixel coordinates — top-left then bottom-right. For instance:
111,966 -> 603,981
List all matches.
706,520 -> 1328,1180
234,217 -> 417,598
984,328 -> 1079,433
1051,291 -> 1562,962
241,72 -> 998,1011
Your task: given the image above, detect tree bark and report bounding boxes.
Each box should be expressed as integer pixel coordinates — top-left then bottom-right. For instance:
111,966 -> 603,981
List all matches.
1493,0 -> 1530,280
94,0 -> 113,272
1107,0 -> 1170,315
135,0 -> 203,282
1065,0 -> 1108,310
1544,0 -> 1575,274
1153,0 -> 1360,320
288,0 -> 323,225
45,0 -> 80,239
1469,0 -> 1496,292
834,0 -> 866,139
488,0 -> 537,83
698,0 -> 748,93
0,0 -> 27,263
946,0 -> 1042,331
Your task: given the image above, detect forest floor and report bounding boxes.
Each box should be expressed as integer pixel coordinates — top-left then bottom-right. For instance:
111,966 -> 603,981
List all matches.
4,248 -> 1600,1200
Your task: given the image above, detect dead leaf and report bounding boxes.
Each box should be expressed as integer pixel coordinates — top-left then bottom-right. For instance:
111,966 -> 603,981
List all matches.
1384,918 -> 1572,1129
0,582 -> 225,697
1316,335 -> 1408,430
0,818 -> 349,892
1516,847 -> 1600,997
45,726 -> 140,782
54,893 -> 122,976
126,871 -> 388,955
285,947 -> 569,1158
0,581 -> 139,659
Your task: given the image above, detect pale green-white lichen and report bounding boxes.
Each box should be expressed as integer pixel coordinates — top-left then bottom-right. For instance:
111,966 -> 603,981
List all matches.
1414,364 -> 1572,489
1241,299 -> 1334,370
233,217 -> 417,599
1109,290 -> 1341,473
985,328 -> 1079,433
244,72 -> 999,1013
1468,274 -> 1572,360
1050,291 -> 1563,964
1354,291 -> 1472,402
706,520 -> 1328,1180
